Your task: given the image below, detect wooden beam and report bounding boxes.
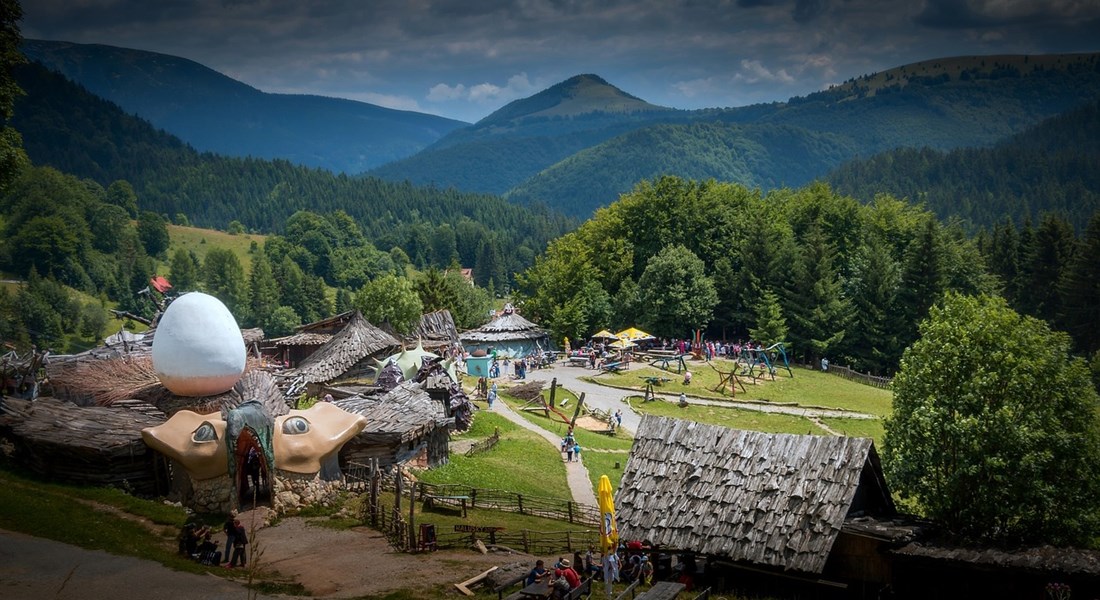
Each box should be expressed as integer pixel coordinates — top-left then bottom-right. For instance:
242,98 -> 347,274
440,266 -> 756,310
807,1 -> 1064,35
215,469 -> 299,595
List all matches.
454,566 -> 498,596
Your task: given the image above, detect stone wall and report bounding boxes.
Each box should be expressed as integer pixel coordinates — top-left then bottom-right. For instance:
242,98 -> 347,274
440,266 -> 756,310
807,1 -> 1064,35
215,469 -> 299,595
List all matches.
190,476 -> 233,514
271,469 -> 343,513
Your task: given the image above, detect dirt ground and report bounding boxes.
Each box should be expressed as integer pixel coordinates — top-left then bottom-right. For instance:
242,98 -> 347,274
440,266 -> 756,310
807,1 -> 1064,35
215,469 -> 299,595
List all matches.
254,516 -> 533,598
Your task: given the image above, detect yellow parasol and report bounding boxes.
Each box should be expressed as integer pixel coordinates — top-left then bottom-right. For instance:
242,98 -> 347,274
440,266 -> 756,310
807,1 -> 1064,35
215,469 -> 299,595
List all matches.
597,475 -> 619,554
608,338 -> 636,349
616,327 -> 653,341
591,329 -> 617,340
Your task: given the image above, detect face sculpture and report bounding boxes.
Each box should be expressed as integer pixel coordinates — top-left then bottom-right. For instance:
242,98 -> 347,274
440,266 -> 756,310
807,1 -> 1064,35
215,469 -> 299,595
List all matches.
141,402 -> 367,480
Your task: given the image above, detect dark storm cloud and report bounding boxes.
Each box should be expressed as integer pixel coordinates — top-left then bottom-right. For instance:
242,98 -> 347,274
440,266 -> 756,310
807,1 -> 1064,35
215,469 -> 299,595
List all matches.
19,0 -> 1100,122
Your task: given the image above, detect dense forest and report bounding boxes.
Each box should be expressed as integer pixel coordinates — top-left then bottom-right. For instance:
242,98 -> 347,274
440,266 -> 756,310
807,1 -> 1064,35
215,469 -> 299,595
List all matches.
828,99 -> 1100,231
515,176 -> 1100,376
10,61 -> 575,285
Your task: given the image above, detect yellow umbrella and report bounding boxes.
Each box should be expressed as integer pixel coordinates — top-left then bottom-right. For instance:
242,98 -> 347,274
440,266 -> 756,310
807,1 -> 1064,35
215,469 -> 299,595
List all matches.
616,327 -> 653,341
591,329 -> 616,340
608,339 -> 636,349
597,475 -> 619,554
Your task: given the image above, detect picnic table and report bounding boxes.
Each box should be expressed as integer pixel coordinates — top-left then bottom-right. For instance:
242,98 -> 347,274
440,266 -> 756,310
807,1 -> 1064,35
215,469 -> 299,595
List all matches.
599,361 -> 625,373
566,356 -> 590,367
650,354 -> 689,373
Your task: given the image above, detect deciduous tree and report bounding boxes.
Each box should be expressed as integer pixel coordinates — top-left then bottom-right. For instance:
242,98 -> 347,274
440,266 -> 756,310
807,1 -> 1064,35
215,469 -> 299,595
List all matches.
883,293 -> 1100,545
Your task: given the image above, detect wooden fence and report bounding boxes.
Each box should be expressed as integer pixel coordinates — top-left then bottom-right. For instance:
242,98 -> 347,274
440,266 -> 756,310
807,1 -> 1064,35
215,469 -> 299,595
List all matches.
416,481 -> 601,526
343,462 -> 602,553
825,363 -> 893,389
464,427 -> 501,457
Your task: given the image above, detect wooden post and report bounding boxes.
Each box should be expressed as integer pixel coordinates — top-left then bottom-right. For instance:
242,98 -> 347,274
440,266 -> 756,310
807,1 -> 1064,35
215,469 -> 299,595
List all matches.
370,459 -> 380,527
569,392 -> 586,432
394,469 -> 403,532
522,530 -> 529,554
568,501 -> 574,523
408,482 -> 417,550
548,377 -> 557,407
566,530 -> 572,551
517,493 -> 524,515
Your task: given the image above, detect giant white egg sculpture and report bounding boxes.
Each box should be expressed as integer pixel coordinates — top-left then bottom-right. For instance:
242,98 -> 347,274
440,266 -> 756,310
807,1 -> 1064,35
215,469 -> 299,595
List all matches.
152,292 -> 247,396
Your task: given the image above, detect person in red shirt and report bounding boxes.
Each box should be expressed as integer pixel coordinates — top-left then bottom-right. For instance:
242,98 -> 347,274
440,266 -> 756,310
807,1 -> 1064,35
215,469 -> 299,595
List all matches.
554,558 -> 581,590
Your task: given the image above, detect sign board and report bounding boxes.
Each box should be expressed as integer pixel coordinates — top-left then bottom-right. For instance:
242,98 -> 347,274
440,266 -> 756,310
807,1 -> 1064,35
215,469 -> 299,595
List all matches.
454,524 -> 505,533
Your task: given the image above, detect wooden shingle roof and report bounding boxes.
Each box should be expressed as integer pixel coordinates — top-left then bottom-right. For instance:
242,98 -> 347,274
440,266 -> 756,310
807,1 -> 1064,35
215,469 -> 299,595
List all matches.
282,312 -> 400,384
459,312 -> 547,343
333,381 -> 449,443
616,416 -> 892,574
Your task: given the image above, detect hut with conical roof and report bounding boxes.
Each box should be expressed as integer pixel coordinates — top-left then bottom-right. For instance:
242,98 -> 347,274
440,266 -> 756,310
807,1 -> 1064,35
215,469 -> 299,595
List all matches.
279,312 -> 401,398
459,304 -> 549,358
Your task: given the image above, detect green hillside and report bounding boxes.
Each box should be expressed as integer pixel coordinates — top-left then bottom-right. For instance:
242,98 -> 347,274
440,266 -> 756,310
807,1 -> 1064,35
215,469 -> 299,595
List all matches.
22,39 -> 468,173
826,99 -> 1100,231
507,121 -> 857,217
11,61 -> 574,280
378,53 -> 1100,219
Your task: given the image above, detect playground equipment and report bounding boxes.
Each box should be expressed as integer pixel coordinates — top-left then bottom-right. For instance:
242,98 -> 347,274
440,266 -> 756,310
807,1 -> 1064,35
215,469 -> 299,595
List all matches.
709,363 -> 747,397
639,375 -> 671,402
741,342 -> 794,382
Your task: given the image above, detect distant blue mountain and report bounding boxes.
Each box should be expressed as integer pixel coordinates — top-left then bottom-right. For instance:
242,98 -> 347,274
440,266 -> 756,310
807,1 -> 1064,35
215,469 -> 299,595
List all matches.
22,39 -> 468,173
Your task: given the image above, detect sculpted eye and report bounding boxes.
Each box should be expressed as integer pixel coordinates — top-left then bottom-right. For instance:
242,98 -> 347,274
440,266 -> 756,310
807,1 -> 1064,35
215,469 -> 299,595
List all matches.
282,416 -> 310,435
192,422 -> 218,442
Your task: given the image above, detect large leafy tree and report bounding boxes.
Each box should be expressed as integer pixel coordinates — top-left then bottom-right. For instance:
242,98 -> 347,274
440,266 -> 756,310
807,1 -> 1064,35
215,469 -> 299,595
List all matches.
354,274 -> 422,334
883,293 -> 1100,546
637,244 -> 717,339
137,210 -> 170,259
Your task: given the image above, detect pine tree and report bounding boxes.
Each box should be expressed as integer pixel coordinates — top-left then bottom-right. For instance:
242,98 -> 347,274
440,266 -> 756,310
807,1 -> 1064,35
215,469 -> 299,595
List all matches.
845,239 -> 900,373
168,248 -> 200,292
248,252 -> 279,329
781,225 -> 852,363
1060,212 -> 1100,354
749,288 -> 788,347
896,219 -> 945,351
1023,214 -> 1076,326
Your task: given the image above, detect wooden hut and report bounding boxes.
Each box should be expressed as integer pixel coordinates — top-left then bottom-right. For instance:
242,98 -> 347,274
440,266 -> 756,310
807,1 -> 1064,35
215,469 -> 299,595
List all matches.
407,309 -> 461,353
617,416 -> 900,597
268,310 -> 359,367
279,312 -> 401,398
460,304 -> 549,358
333,381 -> 453,470
0,397 -> 169,495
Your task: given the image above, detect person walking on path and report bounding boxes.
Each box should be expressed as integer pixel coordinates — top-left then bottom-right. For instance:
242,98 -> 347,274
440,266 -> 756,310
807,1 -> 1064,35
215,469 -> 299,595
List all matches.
487,382 -> 497,409
572,442 -> 581,463
566,443 -> 575,462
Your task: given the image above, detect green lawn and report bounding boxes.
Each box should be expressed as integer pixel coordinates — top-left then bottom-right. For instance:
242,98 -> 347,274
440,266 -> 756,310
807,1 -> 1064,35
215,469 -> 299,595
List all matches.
596,360 -> 893,417
627,395 -> 829,436
414,411 -> 571,499
820,417 -> 887,446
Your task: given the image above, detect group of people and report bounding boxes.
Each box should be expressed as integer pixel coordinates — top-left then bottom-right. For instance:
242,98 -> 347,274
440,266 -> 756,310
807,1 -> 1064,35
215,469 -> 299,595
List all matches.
560,431 -> 582,462
177,514 -> 249,569
523,541 -> 695,598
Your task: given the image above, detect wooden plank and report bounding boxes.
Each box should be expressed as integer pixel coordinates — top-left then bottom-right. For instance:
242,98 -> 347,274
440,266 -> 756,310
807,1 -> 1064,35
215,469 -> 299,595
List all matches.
454,566 -> 498,596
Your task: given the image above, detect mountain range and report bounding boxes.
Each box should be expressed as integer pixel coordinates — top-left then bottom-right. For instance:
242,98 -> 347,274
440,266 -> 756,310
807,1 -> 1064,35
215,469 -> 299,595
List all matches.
21,40 -> 467,174
17,40 -> 1100,224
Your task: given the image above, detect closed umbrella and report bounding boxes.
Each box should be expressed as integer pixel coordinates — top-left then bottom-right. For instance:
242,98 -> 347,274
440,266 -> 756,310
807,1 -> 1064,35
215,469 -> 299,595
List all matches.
598,475 -> 619,554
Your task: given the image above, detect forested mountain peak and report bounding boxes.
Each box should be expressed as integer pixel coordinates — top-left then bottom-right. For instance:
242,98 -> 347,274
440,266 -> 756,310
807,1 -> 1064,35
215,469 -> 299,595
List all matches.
20,39 -> 468,174
821,52 -> 1100,103
474,73 -> 672,128
23,39 -> 262,105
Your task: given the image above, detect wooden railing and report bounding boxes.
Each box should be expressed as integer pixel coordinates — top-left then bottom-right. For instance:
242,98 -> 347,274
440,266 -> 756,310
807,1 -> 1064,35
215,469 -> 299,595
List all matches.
416,482 -> 601,526
824,363 -> 893,389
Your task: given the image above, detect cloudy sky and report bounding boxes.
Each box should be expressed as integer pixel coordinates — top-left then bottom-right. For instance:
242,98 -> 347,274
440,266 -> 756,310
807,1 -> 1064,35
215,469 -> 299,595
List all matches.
21,0 -> 1100,123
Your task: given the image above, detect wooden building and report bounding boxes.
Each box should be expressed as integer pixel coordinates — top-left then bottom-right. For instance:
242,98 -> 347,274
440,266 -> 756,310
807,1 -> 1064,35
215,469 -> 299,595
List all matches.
617,416 -> 904,598
333,381 -> 453,470
278,312 -> 401,398
0,397 -> 169,495
459,305 -> 549,358
268,310 -> 359,367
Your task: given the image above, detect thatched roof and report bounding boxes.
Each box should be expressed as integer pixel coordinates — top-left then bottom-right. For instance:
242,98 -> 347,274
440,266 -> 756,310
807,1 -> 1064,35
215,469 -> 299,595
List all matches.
460,312 -> 548,343
891,542 -> 1100,576
283,312 -> 400,384
270,332 -> 332,348
616,416 -> 894,575
333,381 -> 449,443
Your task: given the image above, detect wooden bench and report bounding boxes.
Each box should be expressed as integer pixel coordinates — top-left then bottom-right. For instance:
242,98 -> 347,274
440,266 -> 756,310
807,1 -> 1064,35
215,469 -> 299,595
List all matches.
494,572 -> 528,600
636,581 -> 686,599
599,361 -> 624,373
567,356 -> 590,367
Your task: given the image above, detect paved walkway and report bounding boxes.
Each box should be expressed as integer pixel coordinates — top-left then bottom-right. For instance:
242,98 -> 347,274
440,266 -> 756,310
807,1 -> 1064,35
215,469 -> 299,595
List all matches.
485,400 -> 599,508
